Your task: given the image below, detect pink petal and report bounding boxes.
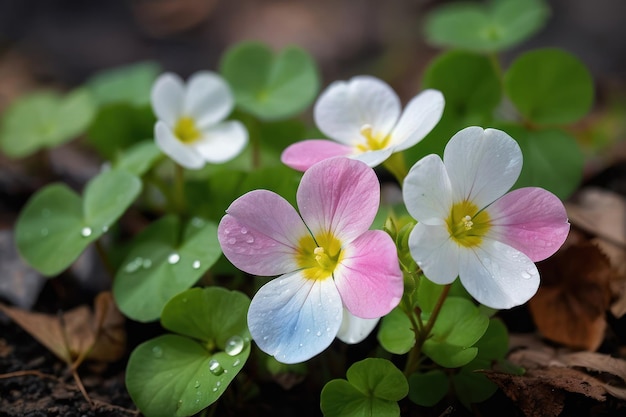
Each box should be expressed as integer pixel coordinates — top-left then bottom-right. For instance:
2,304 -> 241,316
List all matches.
334,230 -> 403,319
281,140 -> 352,172
487,187 -> 570,262
297,158 -> 380,243
218,190 -> 309,276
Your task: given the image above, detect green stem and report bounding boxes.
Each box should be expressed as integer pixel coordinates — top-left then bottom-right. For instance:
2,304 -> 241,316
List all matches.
383,152 -> 408,184
403,283 -> 451,376
174,163 -> 186,215
94,240 -> 115,281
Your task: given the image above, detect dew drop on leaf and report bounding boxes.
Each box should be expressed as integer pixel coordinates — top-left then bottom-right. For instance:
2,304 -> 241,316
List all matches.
142,258 -> 152,269
209,359 -> 224,375
224,335 -> 245,356
192,260 -> 201,269
168,253 -> 180,264
194,380 -> 200,388
81,227 -> 92,237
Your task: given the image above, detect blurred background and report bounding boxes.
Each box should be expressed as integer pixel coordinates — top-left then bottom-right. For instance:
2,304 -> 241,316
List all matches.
0,0 -> 625,109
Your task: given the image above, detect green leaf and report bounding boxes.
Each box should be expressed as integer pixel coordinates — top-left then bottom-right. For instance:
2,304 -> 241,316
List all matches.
416,277 -> 445,314
499,124 -> 583,199
126,334 -> 248,417
504,48 -> 594,125
422,297 -> 489,368
220,41 -> 320,120
114,140 -> 163,176
406,51 -> 500,164
408,370 -> 449,407
377,306 -> 415,355
321,358 -> 408,417
475,318 -> 509,360
161,287 -> 251,347
87,61 -> 160,107
453,358 -> 498,407
15,169 -> 141,276
113,216 -> 222,322
86,103 -> 155,160
0,88 -> 96,158
425,0 -> 550,53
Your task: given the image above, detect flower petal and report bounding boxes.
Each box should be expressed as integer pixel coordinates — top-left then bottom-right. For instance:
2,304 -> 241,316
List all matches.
297,158 -> 379,243
336,308 -> 379,344
459,240 -> 540,309
151,73 -> 184,126
281,140 -> 352,172
391,89 -> 445,152
444,127 -> 522,209
334,230 -> 403,319
154,121 -> 205,169
314,76 -> 401,145
218,190 -> 309,276
408,222 -> 460,284
487,187 -> 570,262
247,272 -> 343,364
403,154 -> 453,225
194,120 -> 248,163
351,148 -> 394,167
183,71 -> 234,128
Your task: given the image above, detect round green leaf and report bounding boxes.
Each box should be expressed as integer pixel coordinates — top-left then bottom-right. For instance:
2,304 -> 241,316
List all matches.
504,48 -> 594,125
408,370 -> 449,407
15,169 -> 141,276
423,342 -> 479,369
114,140 -> 163,176
321,358 -> 408,417
500,125 -> 583,199
453,358 -> 498,407
475,318 -> 509,360
126,334 -> 249,417
113,216 -> 221,322
425,0 -> 550,53
87,61 -> 160,107
377,306 -> 415,355
1,88 -> 96,158
416,277 -> 445,314
220,41 -> 320,120
161,287 -> 251,348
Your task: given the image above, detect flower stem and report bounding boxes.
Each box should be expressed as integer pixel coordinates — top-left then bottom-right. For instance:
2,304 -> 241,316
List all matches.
94,239 -> 114,281
174,163 -> 186,215
383,152 -> 408,184
404,283 -> 452,376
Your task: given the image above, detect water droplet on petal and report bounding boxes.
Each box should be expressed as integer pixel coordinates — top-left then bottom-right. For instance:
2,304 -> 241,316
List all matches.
208,359 -> 224,375
316,331 -> 322,337
192,260 -> 201,269
228,237 -> 236,245
168,253 -> 180,264
521,271 -> 531,279
240,227 -> 248,234
224,335 -> 245,356
152,346 -> 163,358
81,227 -> 92,237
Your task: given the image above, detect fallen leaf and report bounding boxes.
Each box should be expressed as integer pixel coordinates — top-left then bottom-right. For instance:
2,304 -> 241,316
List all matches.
530,241 -> 614,350
0,291 -> 125,365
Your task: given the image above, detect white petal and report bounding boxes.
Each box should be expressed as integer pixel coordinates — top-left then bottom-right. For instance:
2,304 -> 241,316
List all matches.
183,71 -> 234,128
247,272 -> 343,364
151,73 -> 184,126
391,89 -> 445,151
403,154 -> 453,225
154,121 -> 204,169
314,76 -> 401,145
459,240 -> 540,309
351,148 -> 394,167
336,308 -> 379,344
444,127 -> 522,209
193,120 -> 248,163
408,222 -> 460,284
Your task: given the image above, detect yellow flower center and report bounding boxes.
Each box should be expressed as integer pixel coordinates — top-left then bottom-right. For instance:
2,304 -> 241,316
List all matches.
174,116 -> 202,144
355,124 -> 391,153
296,232 -> 343,280
447,200 -> 491,247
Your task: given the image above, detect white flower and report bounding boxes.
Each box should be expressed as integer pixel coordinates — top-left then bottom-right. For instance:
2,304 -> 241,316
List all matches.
151,71 -> 248,169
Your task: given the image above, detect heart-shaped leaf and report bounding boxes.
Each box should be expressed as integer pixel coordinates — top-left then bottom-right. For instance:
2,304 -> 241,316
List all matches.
16,169 -> 142,276
112,216 -> 221,322
377,306 -> 415,355
408,370 -> 449,407
321,358 -> 408,417
504,48 -> 594,125
220,41 -> 320,121
1,88 -> 96,158
87,61 -> 161,107
425,0 -> 550,53
126,288 -> 251,417
114,140 -> 163,176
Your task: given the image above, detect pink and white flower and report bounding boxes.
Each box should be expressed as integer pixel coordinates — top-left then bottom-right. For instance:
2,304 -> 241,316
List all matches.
403,126 -> 570,309
281,75 -> 444,171
151,71 -> 248,169
218,158 -> 403,363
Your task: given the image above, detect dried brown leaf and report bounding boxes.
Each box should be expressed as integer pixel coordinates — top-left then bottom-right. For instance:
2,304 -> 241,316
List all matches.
529,242 -> 614,350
